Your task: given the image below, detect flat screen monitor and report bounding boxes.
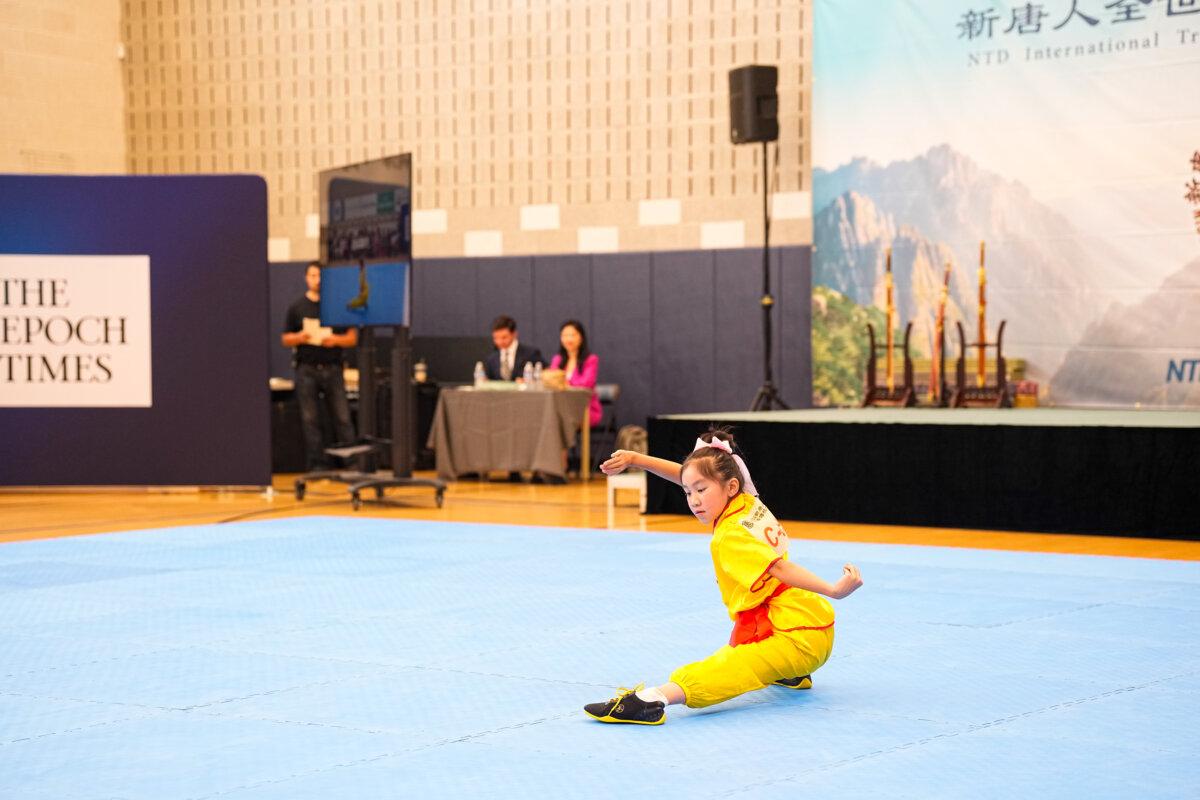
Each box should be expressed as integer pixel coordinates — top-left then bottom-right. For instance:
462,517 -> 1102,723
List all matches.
325,177 -> 410,262
319,260 -> 410,327
318,155 -> 413,328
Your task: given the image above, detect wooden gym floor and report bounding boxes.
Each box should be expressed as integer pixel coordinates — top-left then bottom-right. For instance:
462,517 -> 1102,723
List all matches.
2,473 -> 1197,560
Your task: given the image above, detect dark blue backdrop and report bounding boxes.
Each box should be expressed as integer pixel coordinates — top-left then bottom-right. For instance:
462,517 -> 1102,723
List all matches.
0,174 -> 271,486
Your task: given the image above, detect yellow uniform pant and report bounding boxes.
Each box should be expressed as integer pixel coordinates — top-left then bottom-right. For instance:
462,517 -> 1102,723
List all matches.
669,626 -> 835,709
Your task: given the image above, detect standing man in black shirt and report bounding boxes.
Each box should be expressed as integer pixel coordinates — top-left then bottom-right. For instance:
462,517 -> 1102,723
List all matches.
281,261 -> 358,471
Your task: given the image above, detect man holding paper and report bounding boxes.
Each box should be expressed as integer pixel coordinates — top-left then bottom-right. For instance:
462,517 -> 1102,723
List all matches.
281,261 -> 358,471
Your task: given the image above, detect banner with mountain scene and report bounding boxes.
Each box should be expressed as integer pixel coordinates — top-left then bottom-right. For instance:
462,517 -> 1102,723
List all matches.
812,0 -> 1200,407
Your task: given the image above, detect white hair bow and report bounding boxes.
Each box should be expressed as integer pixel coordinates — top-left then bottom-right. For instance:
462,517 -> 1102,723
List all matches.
692,437 -> 759,497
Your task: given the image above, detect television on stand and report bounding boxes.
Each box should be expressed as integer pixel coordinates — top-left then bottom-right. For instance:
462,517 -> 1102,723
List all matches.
293,154 -> 444,509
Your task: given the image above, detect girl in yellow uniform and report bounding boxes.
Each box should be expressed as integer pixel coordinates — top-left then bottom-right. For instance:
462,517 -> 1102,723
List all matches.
584,429 -> 863,725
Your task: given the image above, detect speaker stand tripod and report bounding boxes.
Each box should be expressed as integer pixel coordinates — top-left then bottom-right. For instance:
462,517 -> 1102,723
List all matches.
749,140 -> 789,412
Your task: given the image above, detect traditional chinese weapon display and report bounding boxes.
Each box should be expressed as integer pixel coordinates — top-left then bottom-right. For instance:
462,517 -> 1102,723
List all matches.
976,241 -> 987,388
885,248 -> 895,392
862,248 -> 916,407
952,241 -> 1011,408
928,261 -> 951,406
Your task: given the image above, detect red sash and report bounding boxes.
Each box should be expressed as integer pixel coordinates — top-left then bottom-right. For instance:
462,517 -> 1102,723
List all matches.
729,584 -> 835,647
729,584 -> 789,646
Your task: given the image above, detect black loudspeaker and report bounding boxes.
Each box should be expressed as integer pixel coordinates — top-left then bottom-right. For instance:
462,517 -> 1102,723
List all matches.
729,64 -> 779,144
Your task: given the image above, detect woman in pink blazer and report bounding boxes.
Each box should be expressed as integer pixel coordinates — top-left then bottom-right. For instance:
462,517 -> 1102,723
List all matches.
549,319 -> 602,427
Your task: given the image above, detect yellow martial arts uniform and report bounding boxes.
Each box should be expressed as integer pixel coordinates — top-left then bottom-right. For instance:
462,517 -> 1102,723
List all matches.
669,493 -> 836,708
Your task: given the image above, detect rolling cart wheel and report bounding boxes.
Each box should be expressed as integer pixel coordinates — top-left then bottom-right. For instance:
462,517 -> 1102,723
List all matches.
294,481 -> 306,501
435,490 -> 445,508
374,487 -> 384,499
351,492 -> 361,511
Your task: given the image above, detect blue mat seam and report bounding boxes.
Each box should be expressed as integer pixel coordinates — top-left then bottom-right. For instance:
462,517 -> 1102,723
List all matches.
718,667 -> 1200,797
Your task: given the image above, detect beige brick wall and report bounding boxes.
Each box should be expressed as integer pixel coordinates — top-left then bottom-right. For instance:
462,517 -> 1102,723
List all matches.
0,1 -> 125,174
117,1 -> 812,260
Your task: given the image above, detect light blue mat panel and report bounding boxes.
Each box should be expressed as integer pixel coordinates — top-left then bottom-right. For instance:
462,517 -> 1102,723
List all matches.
1,518 -> 1196,799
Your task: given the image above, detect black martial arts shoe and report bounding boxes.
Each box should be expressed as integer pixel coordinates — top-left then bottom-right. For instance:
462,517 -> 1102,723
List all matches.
773,675 -> 813,689
584,684 -> 665,725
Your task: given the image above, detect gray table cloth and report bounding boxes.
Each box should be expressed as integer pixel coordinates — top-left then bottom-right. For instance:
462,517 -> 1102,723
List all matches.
427,387 -> 591,480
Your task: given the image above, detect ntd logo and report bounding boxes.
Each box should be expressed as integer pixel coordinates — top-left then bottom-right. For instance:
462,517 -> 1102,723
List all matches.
1166,359 -> 1200,383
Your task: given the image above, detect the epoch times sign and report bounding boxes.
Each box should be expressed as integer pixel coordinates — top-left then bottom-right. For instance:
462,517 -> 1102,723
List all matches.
0,254 -> 152,407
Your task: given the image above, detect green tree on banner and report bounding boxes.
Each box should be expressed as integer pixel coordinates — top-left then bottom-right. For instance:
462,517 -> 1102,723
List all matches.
811,286 -> 889,406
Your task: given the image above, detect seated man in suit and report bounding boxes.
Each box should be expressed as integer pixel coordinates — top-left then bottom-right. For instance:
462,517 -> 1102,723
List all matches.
482,314 -> 545,483
485,314 -> 544,381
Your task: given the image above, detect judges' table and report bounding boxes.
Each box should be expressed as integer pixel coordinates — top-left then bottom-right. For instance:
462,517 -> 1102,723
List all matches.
427,387 -> 592,481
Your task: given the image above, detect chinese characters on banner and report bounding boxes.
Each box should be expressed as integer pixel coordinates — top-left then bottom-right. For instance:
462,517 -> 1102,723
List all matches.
1189,151 -> 1200,235
959,0 -> 1199,40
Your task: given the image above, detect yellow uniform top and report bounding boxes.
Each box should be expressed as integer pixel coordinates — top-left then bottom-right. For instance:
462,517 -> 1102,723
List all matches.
711,493 -> 835,631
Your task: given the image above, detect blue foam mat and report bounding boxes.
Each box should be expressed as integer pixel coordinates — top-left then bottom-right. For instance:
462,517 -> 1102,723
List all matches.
1,517 -> 1197,799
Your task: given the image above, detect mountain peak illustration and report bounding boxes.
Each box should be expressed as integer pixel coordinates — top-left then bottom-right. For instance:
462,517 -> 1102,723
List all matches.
813,144 -> 1141,385
1050,257 -> 1200,407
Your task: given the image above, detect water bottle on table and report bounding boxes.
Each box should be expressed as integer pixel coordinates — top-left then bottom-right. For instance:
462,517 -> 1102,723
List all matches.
522,361 -> 534,389
473,361 -> 486,388
533,361 -> 543,389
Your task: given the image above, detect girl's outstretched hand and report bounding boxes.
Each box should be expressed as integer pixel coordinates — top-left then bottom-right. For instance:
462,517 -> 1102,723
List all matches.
601,450 -> 638,475
829,564 -> 863,599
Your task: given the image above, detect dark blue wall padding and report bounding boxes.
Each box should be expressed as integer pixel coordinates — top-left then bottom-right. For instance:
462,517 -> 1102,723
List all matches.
653,250 -> 717,415
590,252 -> 654,431
268,260 -> 310,378
532,254 -> 593,360
407,246 -> 812,429
410,257 -> 478,336
778,246 -> 812,408
477,257 -> 535,339
0,174 -> 270,486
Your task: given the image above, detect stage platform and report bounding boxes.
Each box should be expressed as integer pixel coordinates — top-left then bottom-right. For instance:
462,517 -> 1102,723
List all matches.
647,408 -> 1200,540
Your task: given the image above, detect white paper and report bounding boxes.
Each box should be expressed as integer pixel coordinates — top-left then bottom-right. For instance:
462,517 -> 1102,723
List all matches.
302,316 -> 333,345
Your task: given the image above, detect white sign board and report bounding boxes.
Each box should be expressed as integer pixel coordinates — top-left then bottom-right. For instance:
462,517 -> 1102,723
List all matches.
0,254 -> 152,407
